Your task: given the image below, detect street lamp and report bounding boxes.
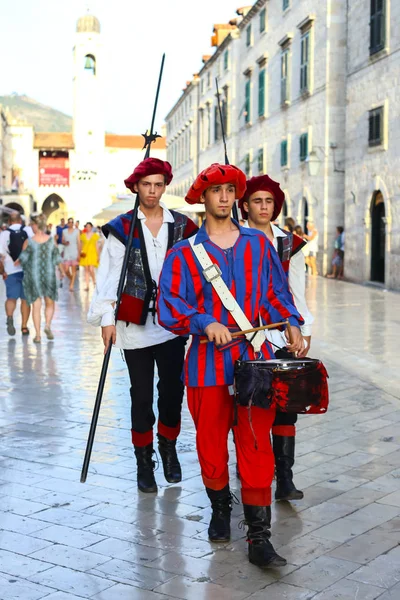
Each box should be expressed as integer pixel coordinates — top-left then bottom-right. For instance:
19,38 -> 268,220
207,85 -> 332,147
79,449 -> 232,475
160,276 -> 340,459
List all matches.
306,149 -> 321,177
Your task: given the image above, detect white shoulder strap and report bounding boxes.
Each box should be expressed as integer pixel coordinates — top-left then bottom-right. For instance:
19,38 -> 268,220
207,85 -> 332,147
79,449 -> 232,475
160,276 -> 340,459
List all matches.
189,236 -> 264,353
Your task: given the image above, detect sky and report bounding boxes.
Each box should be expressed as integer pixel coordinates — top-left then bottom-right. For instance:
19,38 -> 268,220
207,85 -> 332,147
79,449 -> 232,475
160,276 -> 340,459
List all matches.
0,0 -> 242,134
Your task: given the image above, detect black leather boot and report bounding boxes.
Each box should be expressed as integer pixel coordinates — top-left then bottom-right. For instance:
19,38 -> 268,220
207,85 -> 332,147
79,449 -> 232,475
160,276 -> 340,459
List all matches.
206,486 -> 232,542
157,434 -> 182,484
134,444 -> 157,493
273,435 -> 304,501
243,504 -> 287,568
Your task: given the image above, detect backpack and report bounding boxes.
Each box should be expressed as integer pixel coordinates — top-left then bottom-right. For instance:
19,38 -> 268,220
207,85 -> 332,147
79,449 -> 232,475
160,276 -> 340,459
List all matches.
7,227 -> 28,261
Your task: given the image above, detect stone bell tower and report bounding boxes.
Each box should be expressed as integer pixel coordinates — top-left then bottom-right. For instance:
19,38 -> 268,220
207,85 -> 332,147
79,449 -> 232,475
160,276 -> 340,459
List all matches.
72,12 -> 105,220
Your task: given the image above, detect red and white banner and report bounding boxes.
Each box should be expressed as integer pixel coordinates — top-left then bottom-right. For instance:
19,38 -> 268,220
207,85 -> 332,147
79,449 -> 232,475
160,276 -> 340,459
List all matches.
39,156 -> 70,186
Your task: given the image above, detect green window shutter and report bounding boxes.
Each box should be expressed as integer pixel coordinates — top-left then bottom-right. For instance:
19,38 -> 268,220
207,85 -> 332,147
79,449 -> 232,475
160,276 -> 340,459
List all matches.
300,32 -> 309,92
246,25 -> 252,47
257,148 -> 264,173
370,0 -> 385,54
299,133 -> 308,161
281,49 -> 289,104
214,105 -> 220,142
258,70 -> 265,117
245,80 -> 251,123
280,140 -> 288,167
260,8 -> 266,33
245,153 -> 251,176
224,50 -> 229,71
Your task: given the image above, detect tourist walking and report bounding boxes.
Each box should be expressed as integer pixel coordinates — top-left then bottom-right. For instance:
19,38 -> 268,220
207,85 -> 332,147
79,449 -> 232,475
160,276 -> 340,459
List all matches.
63,218 -> 81,291
327,226 -> 345,279
80,222 -> 100,291
0,211 -> 32,336
304,221 -> 319,275
18,215 -> 64,343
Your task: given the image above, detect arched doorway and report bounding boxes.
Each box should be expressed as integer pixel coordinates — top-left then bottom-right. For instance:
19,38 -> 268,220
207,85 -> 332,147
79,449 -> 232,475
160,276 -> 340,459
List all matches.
42,194 -> 67,223
301,197 -> 309,232
370,191 -> 385,283
5,202 -> 25,215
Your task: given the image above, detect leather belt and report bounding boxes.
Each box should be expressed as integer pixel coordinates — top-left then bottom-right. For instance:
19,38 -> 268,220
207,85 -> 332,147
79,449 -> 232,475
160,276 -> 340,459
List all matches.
189,237 -> 265,353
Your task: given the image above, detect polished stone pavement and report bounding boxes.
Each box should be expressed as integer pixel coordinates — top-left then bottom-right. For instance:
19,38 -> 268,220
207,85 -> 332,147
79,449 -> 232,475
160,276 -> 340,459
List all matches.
0,275 -> 400,600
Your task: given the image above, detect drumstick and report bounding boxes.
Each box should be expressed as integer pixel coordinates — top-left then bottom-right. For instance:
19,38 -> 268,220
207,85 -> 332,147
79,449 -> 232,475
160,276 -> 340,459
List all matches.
199,320 -> 290,344
286,320 -> 294,345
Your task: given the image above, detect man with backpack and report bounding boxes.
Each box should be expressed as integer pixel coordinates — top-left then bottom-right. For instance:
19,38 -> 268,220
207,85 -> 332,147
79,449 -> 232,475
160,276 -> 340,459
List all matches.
0,212 -> 32,336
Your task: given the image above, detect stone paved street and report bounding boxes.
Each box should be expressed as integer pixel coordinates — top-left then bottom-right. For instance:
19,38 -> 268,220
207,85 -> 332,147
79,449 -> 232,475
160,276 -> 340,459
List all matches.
0,276 -> 400,600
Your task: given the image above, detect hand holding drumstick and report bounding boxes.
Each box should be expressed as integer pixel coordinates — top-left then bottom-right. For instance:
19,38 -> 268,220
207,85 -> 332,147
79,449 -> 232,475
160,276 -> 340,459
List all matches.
202,320 -> 303,353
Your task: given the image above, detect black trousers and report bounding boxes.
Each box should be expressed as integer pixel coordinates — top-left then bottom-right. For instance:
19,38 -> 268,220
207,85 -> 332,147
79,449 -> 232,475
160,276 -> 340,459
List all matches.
273,347 -> 297,431
124,336 -> 187,443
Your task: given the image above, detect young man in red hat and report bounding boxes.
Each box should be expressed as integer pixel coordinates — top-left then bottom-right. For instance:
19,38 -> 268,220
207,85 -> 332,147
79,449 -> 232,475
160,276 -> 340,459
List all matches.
88,158 -> 197,493
158,163 -> 304,568
239,175 -> 314,501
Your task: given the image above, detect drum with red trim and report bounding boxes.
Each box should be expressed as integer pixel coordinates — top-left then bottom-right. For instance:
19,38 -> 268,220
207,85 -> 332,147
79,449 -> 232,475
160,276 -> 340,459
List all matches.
234,357 -> 329,414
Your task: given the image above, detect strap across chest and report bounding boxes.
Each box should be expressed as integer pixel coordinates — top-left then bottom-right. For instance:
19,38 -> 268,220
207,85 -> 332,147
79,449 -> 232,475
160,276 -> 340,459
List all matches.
189,237 -> 265,353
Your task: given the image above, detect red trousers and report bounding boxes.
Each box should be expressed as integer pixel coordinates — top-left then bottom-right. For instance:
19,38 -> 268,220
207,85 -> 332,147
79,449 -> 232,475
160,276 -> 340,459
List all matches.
187,385 -> 276,506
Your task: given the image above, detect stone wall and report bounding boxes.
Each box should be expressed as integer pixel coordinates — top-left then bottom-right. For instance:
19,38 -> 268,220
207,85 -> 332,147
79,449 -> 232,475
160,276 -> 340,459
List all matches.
345,0 -> 400,289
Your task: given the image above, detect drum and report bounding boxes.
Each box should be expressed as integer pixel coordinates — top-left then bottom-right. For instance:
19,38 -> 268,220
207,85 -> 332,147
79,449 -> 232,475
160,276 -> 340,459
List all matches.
234,357 -> 329,414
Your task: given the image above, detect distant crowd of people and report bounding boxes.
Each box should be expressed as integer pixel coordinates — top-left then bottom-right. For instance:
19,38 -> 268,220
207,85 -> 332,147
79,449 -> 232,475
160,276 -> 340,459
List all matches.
0,213 -> 103,342
280,217 -> 344,279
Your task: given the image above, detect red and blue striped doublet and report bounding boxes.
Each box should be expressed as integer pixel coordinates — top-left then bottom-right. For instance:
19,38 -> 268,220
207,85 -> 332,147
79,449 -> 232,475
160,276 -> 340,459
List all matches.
158,221 -> 303,388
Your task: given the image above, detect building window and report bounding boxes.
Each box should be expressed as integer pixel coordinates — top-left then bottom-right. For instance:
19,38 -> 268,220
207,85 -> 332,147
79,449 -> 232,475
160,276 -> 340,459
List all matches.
259,8 -> 266,33
257,148 -> 264,173
84,54 -> 96,75
201,79 -> 204,94
299,133 -> 308,161
370,0 -> 385,55
199,108 -> 204,149
244,153 -> 251,176
246,24 -> 252,47
214,105 -> 221,141
206,103 -> 211,146
280,140 -> 288,167
281,48 -> 290,104
207,71 -> 211,89
258,69 -> 266,117
283,0 -> 290,10
222,86 -> 229,135
368,106 -> 383,146
224,49 -> 229,71
300,31 -> 310,93
245,79 -> 251,124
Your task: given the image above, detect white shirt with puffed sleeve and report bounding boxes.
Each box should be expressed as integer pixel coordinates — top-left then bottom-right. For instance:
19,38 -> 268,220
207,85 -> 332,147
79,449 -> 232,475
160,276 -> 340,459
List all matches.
87,203 -> 178,350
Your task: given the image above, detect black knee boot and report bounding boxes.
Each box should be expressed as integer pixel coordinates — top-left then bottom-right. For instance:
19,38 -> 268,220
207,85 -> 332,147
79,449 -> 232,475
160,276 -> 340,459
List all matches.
157,434 -> 182,484
206,485 -> 232,542
273,435 -> 303,501
134,444 -> 157,493
243,505 -> 287,568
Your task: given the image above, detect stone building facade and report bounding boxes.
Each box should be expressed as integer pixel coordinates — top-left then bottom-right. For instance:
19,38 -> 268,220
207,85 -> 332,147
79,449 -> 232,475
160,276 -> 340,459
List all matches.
344,0 -> 400,289
166,0 -> 400,289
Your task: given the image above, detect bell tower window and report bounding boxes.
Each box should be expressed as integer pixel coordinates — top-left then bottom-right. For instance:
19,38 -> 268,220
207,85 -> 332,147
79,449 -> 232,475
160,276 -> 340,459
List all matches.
84,54 -> 96,75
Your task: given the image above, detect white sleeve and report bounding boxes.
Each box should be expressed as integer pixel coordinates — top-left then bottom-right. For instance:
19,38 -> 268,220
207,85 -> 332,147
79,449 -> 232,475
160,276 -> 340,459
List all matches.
87,234 -> 125,327
24,226 -> 34,239
0,232 -> 7,257
288,250 -> 314,337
